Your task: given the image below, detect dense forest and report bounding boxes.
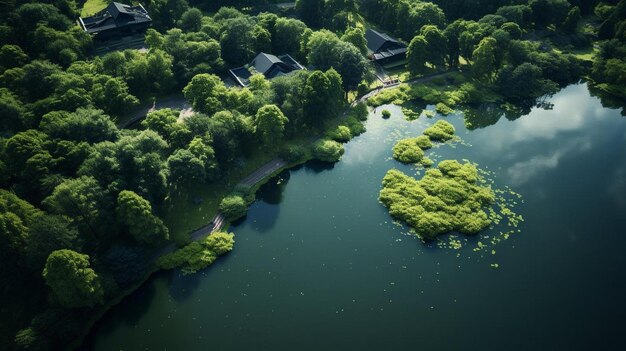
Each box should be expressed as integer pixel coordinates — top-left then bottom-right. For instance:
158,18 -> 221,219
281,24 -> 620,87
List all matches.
0,0 -> 624,349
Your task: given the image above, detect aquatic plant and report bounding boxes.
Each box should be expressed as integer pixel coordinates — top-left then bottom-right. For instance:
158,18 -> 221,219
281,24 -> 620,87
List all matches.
401,107 -> 422,120
392,138 -> 425,163
423,120 -> 455,141
435,102 -> 454,115
367,84 -> 410,106
379,160 -> 495,240
382,109 -> 391,118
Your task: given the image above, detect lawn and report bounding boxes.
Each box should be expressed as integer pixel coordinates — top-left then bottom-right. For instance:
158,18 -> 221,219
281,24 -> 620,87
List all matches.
81,0 -> 108,17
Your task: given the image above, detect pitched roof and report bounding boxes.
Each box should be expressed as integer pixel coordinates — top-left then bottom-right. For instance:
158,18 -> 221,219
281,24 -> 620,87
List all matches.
366,29 -> 403,53
251,53 -> 284,75
79,2 -> 151,34
228,53 -> 304,87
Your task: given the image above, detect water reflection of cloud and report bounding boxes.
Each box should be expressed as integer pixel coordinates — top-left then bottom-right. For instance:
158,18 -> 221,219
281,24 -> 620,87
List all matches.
479,85 -> 603,153
507,138 -> 591,186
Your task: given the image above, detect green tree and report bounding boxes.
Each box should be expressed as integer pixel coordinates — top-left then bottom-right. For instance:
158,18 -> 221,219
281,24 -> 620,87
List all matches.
219,195 -> 247,221
167,149 -> 206,185
178,8 -> 203,32
27,214 -> 81,269
116,190 -> 169,244
296,0 -> 325,28
421,25 -> 447,70
0,44 -> 28,72
183,73 -> 228,114
188,136 -> 219,181
273,18 -> 308,56
42,249 -> 103,309
561,6 -> 581,33
254,104 -> 289,148
472,37 -> 498,81
43,176 -> 112,242
407,35 -> 429,75
219,16 -> 257,65
341,27 -> 367,55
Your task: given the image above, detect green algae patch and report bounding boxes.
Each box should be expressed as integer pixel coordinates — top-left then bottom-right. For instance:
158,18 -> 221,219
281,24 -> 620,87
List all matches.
401,107 -> 421,121
379,160 -> 496,240
367,84 -> 410,107
435,103 -> 454,116
391,135 -> 433,164
423,120 -> 455,141
392,138 -> 425,163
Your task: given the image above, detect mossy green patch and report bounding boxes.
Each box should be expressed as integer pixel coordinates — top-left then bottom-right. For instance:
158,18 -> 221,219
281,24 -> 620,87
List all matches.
401,107 -> 421,121
392,138 -> 425,163
423,120 -> 455,141
379,160 -> 496,240
435,102 -> 454,116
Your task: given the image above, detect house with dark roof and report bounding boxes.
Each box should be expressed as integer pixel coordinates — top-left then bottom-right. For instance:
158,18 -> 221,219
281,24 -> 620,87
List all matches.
365,29 -> 408,65
229,53 -> 305,87
78,2 -> 152,40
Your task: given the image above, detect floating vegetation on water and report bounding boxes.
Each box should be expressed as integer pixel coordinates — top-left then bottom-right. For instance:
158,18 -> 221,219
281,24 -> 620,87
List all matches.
401,107 -> 422,121
435,103 -> 454,116
420,157 -> 434,167
423,120 -> 456,141
423,110 -> 436,118
392,138 -> 426,163
379,160 -> 523,246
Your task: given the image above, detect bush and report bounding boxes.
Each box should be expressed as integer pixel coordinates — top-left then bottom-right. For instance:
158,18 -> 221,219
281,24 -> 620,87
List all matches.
367,84 -> 410,106
313,139 -> 344,162
381,110 -> 391,118
218,195 -> 247,220
279,145 -> 306,163
328,125 -> 352,142
423,120 -> 455,141
343,116 -> 366,136
157,232 -> 235,274
350,102 -> 369,121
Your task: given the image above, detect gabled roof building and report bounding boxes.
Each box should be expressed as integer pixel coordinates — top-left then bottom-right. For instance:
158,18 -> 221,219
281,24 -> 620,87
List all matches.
78,2 -> 152,40
365,29 -> 408,64
229,53 -> 305,87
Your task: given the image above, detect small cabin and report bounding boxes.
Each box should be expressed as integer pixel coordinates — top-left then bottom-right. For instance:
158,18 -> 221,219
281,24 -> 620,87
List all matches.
365,29 -> 407,65
78,2 -> 152,41
229,53 -> 305,87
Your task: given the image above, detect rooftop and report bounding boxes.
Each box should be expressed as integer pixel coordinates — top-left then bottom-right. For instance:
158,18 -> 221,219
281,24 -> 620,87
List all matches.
79,2 -> 151,35
229,53 -> 305,87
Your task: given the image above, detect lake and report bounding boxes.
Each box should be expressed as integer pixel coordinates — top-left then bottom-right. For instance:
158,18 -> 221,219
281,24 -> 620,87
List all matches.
82,84 -> 626,350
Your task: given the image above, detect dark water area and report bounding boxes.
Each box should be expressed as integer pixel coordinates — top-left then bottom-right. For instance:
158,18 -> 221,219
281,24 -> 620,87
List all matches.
82,84 -> 626,350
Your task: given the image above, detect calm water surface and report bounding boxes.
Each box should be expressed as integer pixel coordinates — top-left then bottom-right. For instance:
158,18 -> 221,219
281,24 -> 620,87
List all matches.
83,84 -> 626,350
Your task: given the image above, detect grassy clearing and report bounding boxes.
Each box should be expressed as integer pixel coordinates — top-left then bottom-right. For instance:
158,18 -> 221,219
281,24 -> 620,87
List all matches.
81,0 -> 108,17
